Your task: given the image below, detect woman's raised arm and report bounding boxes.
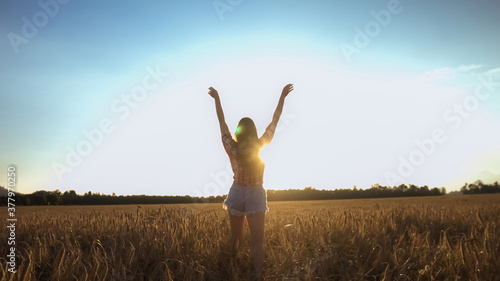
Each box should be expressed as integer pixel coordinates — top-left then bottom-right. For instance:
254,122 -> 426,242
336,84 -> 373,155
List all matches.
208,87 -> 230,136
261,84 -> 294,145
269,83 -> 293,129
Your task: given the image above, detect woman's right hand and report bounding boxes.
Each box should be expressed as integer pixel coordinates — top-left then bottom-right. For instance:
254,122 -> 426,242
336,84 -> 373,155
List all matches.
281,83 -> 294,98
208,87 -> 219,99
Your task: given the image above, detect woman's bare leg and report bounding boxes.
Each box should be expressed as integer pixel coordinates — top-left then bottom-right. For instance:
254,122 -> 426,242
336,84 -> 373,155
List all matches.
228,210 -> 245,258
246,212 -> 265,280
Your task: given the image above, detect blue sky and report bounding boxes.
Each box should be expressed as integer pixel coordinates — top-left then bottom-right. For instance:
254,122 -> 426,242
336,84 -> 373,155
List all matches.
1,0 -> 499,196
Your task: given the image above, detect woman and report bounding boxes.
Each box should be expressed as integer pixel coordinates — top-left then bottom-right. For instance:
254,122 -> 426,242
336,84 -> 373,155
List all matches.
208,84 -> 294,280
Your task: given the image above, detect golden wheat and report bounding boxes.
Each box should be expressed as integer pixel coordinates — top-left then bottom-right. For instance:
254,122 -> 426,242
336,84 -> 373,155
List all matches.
1,195 -> 499,280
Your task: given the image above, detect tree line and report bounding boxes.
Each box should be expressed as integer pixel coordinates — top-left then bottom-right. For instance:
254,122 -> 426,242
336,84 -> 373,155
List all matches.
460,181 -> 500,194
267,184 -> 446,201
0,183 -> 449,206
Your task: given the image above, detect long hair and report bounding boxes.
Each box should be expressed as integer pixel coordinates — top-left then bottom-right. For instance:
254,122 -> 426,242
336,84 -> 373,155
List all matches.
234,117 -> 264,172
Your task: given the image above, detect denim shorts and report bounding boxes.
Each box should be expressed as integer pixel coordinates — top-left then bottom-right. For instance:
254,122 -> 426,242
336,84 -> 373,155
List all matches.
222,184 -> 269,216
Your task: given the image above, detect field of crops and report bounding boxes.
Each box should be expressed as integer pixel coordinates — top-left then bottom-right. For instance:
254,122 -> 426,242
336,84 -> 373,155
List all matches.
1,194 -> 499,280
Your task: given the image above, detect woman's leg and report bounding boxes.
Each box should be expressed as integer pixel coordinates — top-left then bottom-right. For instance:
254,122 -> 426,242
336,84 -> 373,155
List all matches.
246,212 -> 265,280
228,210 -> 245,257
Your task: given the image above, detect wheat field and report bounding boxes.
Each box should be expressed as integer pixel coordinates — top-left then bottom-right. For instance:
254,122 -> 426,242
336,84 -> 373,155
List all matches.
1,194 -> 499,281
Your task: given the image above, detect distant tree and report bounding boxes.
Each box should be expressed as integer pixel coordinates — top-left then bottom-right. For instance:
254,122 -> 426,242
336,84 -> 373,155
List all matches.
460,181 -> 500,194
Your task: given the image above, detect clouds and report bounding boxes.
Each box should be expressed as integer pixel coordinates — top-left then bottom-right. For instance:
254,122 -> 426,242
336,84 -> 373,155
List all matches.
413,65 -> 500,91
457,64 -> 483,72
419,64 -> 482,80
